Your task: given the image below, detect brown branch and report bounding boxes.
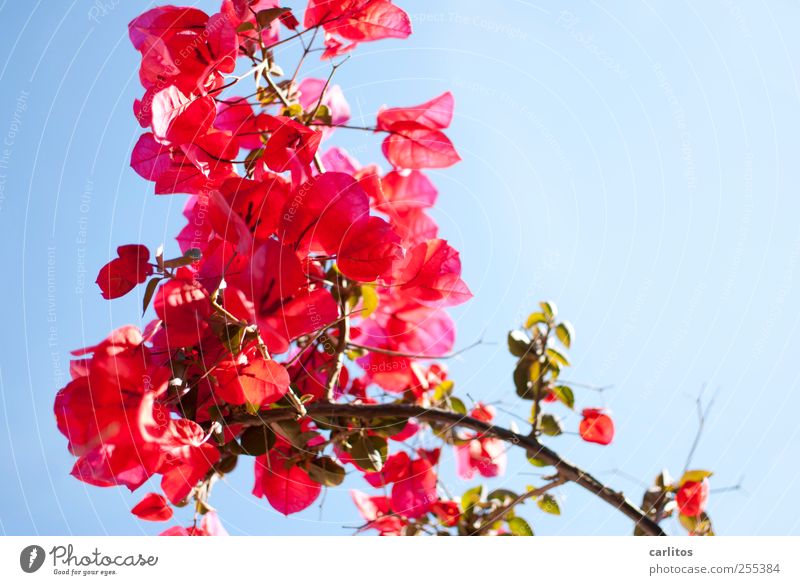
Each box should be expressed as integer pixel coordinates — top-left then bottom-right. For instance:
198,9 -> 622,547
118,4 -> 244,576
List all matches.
230,403 -> 667,536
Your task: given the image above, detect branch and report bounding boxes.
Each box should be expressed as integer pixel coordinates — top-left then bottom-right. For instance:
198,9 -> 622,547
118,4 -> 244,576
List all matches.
230,403 -> 667,536
473,476 -> 568,535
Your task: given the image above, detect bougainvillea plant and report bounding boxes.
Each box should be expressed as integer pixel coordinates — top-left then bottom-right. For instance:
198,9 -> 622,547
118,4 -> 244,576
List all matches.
53,0 -> 715,536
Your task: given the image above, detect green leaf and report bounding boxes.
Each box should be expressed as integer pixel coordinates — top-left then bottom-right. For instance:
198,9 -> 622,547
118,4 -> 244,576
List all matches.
555,321 -> 574,348
368,417 -> 409,438
508,516 -> 534,536
528,359 -> 543,383
551,385 -> 575,409
360,284 -> 379,318
142,277 -> 162,316
514,359 -> 534,399
507,330 -> 531,357
239,426 -> 275,456
350,434 -> 387,472
537,494 -> 561,515
679,470 -> 713,487
461,485 -> 485,512
306,457 -> 346,487
539,413 -> 563,436
527,456 -> 550,468
546,347 -> 570,367
433,379 -> 455,401
525,312 -> 547,329
449,396 -> 467,415
539,301 -> 558,320
220,323 -> 246,355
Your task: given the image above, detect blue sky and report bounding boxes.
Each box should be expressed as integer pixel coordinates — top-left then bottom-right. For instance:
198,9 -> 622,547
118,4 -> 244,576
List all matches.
2,0 -> 800,536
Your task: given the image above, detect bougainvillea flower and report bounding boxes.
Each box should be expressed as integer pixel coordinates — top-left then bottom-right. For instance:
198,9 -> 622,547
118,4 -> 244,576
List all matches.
676,479 -> 710,517
363,451 -> 411,488
298,77 -> 351,130
377,92 -> 460,169
351,490 -> 406,535
159,418 -> 221,504
253,447 -> 321,515
390,456 -> 438,519
579,408 -> 615,445
129,8 -> 236,94
263,115 -> 322,173
305,0 -> 411,58
394,239 -> 472,307
95,244 -> 152,299
152,269 -> 212,348
455,436 -> 507,480
214,354 -> 291,408
430,500 -> 460,527
337,216 -> 402,282
131,493 -> 173,521
377,92 -> 454,131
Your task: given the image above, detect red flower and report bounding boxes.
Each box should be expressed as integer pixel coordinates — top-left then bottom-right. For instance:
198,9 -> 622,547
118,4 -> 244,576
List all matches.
431,500 -> 460,527
351,490 -> 405,535
95,245 -> 152,299
305,0 -> 411,58
579,409 -> 615,445
253,447 -> 321,515
264,116 -> 322,173
390,456 -> 438,519
131,493 -> 173,522
377,92 -> 460,169
214,354 -> 291,408
676,479 -> 710,517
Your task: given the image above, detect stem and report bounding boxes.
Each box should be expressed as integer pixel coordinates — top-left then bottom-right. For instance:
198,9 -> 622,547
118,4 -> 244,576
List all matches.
474,477 -> 568,535
230,403 -> 667,536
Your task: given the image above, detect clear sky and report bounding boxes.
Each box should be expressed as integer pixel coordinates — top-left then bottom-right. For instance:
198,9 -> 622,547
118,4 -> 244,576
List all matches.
1,0 -> 800,536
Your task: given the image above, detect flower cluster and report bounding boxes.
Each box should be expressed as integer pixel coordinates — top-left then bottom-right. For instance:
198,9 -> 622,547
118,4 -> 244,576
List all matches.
54,0 -> 714,537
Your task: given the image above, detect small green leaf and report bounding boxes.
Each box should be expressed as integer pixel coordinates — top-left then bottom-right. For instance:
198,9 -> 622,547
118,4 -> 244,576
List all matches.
461,485 -> 485,512
546,347 -> 570,367
508,516 -> 534,536
539,413 -> 563,436
537,493 -> 561,515
360,284 -> 379,318
507,330 -> 531,357
551,385 -> 575,409
527,456 -> 550,468
433,380 -> 455,401
350,434 -> 387,472
539,301 -> 558,320
525,312 -> 547,329
449,396 -> 467,415
514,359 -> 534,399
142,277 -> 162,316
306,457 -> 346,487
555,321 -> 574,348
678,470 -> 713,487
